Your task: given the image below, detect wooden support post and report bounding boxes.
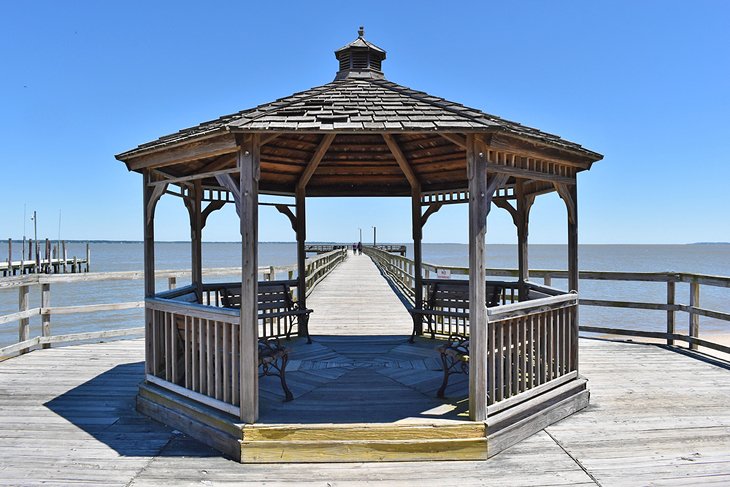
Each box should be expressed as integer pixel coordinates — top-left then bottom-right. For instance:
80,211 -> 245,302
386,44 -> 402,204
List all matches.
7,238 -> 12,275
667,281 -> 675,346
62,241 -> 67,273
238,134 -> 260,423
412,188 -> 424,340
295,187 -> 309,341
41,283 -> 51,349
168,276 -> 177,290
85,243 -> 90,272
516,180 -> 534,302
467,134 -> 489,422
689,281 -> 700,350
45,239 -> 50,273
143,171 -> 158,375
190,180 -> 204,300
18,284 -> 29,354
556,181 -> 580,374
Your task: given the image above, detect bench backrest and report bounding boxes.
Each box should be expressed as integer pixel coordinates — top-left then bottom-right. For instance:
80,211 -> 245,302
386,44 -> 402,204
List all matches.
425,281 -> 503,312
221,282 -> 294,313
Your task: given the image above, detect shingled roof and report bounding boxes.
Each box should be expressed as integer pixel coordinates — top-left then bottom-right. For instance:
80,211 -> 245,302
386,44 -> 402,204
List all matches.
116,31 -> 600,161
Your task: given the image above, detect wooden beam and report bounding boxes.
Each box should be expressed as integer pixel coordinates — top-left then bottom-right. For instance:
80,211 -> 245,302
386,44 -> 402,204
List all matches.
126,134 -> 239,171
488,163 -> 575,185
466,134 -> 488,422
439,133 -> 467,150
150,167 -> 239,187
238,134 -> 260,423
297,134 -> 335,190
382,134 -> 420,189
275,204 -> 297,232
488,133 -> 596,168
260,133 -> 281,146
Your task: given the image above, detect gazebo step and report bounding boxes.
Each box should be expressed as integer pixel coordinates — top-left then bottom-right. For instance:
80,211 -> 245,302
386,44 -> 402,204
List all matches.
240,435 -> 488,463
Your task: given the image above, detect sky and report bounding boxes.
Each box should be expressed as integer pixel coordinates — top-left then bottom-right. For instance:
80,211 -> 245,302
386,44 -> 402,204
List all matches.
1,1 -> 728,244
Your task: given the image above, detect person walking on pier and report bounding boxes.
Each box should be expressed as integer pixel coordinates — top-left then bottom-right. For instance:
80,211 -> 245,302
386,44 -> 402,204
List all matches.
352,242 -> 357,255
357,241 -> 362,255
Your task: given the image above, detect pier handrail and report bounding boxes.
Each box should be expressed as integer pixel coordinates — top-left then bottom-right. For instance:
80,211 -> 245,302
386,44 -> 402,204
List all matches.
362,246 -> 730,357
0,248 -> 346,358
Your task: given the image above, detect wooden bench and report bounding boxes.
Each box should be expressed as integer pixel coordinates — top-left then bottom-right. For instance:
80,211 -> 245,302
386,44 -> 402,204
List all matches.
221,281 -> 313,342
410,280 -> 503,341
409,280 -> 504,397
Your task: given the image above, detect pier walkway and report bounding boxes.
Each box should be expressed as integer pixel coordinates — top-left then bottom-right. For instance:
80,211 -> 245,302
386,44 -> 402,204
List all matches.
2,254 -> 730,485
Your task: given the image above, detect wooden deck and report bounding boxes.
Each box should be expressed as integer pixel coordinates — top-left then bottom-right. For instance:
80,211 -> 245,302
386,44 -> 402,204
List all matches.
258,253 -> 466,424
2,254 -> 730,484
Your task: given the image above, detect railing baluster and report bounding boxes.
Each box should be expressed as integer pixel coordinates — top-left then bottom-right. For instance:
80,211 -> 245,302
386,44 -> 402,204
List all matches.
689,281 -> 700,350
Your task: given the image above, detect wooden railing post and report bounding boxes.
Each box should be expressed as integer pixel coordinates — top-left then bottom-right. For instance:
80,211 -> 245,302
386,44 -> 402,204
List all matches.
168,276 -> 177,290
41,283 -> 51,349
689,281 -> 700,350
666,280 -> 675,346
18,284 -> 30,354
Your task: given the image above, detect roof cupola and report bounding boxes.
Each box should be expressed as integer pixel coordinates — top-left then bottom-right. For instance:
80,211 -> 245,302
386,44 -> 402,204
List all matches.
334,27 -> 386,80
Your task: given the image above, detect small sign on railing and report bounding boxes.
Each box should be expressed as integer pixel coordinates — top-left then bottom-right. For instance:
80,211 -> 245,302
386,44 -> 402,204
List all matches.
437,268 -> 451,279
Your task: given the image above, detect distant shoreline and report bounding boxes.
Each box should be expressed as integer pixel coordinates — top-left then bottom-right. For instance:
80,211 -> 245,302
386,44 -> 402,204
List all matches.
2,240 -> 728,245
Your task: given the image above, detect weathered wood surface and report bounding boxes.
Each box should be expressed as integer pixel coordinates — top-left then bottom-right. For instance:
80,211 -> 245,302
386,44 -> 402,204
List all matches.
3,334 -> 730,484
305,253 -> 413,336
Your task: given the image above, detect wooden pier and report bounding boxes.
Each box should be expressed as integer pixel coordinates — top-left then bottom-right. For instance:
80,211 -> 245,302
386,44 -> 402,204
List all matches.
2,254 -> 730,484
1,239 -> 90,277
305,243 -> 407,256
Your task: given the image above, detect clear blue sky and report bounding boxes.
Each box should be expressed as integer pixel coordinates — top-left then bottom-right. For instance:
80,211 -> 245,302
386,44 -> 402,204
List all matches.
1,1 -> 728,244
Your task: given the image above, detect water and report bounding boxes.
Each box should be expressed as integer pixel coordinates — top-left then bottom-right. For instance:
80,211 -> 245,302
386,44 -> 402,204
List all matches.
1,241 -> 729,347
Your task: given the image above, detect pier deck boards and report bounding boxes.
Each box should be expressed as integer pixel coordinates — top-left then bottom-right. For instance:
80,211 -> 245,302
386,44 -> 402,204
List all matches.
2,255 -> 730,484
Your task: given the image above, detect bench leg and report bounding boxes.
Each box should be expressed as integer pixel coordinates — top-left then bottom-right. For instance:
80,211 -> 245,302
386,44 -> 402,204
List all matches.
279,353 -> 294,402
437,352 -> 450,398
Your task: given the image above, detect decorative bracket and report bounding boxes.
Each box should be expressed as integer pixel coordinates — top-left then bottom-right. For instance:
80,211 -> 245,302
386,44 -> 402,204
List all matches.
421,202 -> 443,227
275,204 -> 298,232
553,182 -> 577,225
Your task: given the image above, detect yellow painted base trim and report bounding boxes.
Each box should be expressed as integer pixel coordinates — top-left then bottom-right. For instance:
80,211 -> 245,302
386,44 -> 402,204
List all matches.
241,437 -> 488,463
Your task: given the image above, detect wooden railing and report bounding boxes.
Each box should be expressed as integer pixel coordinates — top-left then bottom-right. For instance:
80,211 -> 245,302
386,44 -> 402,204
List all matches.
136,248 -> 346,415
364,247 -> 580,409
0,248 -> 347,359
363,246 -> 730,357
145,298 -> 242,416
487,294 -> 578,410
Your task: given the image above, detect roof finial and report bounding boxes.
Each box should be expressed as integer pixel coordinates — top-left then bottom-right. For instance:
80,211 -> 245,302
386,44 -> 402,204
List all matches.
358,26 -> 364,37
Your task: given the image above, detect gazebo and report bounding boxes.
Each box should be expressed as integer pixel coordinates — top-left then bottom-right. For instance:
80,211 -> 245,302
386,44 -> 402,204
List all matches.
116,29 -> 603,462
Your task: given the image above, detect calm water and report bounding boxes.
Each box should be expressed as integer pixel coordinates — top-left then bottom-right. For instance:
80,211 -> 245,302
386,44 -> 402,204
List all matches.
1,241 -> 729,347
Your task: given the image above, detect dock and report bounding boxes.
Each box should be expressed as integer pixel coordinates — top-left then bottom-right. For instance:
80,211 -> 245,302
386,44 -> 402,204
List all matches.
2,254 -> 730,484
1,239 -> 90,277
